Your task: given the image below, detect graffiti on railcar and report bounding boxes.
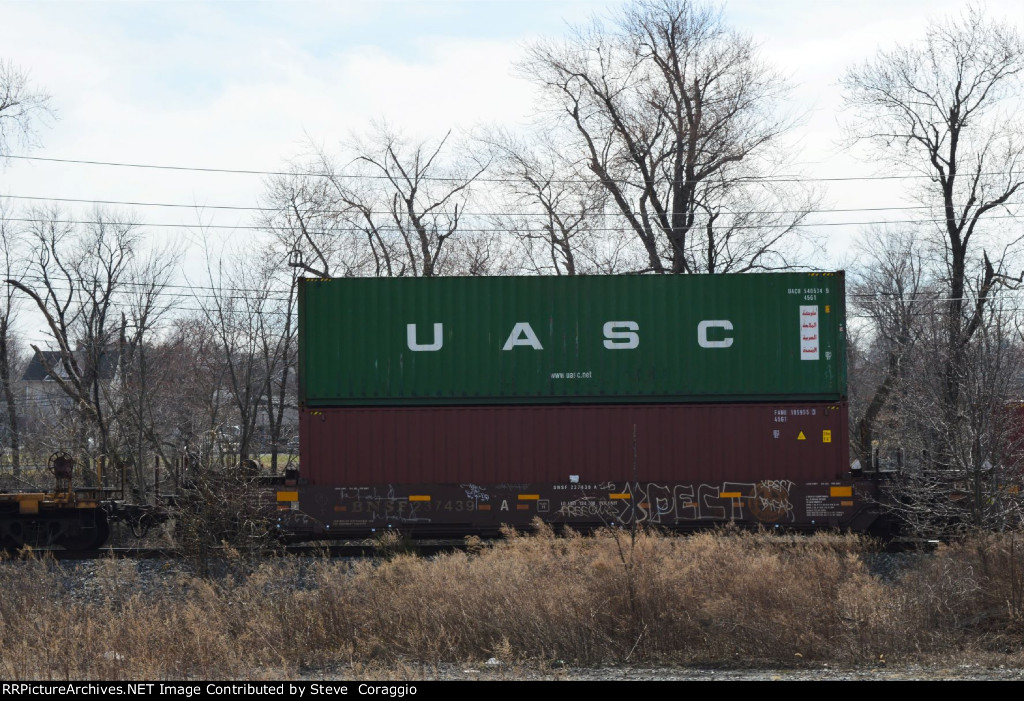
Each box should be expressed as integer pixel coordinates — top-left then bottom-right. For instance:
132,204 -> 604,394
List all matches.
555,497 -> 620,519
748,480 -> 797,522
461,483 -> 490,504
555,480 -> 798,526
285,478 -> 849,534
331,485 -> 432,524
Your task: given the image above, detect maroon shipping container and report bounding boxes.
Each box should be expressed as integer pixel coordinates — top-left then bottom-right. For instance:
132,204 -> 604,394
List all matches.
282,402 -> 879,537
300,402 -> 848,486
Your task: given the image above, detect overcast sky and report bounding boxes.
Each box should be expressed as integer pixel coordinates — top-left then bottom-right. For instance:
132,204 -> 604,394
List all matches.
1,0 -> 1023,337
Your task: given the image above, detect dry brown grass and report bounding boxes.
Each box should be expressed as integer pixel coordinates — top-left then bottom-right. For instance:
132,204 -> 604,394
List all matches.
1,527 -> 1024,678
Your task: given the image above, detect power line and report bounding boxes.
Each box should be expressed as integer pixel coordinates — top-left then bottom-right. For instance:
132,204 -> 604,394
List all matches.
9,280 -> 297,312
4,192 -> 1019,218
3,195 -> 270,213
11,272 -> 1024,320
10,267 -> 1024,303
12,272 -> 297,298
6,153 -> 1023,185
4,214 -> 1024,233
5,155 -> 297,177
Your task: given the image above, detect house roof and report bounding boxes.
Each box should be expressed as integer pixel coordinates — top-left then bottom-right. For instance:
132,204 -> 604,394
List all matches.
22,349 -> 120,382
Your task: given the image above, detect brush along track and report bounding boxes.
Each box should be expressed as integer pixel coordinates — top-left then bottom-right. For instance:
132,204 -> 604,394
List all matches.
0,540 -> 469,561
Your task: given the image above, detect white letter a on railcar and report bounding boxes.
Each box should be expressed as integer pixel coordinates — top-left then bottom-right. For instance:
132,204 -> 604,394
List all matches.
502,322 -> 543,350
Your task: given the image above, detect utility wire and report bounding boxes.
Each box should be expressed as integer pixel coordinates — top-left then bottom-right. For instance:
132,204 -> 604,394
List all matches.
6,153 -> 1022,185
11,273 -> 1024,323
5,214 -> 1024,233
10,268 -> 1024,305
4,192 -> 1018,218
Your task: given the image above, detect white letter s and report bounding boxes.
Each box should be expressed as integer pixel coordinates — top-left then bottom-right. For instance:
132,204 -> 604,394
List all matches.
603,321 -> 639,349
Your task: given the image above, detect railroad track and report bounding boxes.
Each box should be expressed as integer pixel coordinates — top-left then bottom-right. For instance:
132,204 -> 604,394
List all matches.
0,534 -> 934,561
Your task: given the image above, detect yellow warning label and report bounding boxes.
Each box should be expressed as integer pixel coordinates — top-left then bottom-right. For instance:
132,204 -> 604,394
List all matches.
823,430 -> 832,443
797,431 -> 806,441
825,305 -> 831,313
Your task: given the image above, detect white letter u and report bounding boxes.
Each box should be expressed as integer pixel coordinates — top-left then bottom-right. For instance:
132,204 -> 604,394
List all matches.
407,323 -> 443,351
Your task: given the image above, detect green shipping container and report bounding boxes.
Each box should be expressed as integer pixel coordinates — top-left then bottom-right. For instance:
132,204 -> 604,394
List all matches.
299,272 -> 847,406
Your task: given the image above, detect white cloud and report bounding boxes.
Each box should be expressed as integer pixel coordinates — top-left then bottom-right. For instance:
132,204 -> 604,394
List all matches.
0,0 -> 1022,277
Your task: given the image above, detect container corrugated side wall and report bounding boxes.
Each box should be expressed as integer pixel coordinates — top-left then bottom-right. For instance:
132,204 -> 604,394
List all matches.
299,402 -> 849,487
298,272 -> 846,406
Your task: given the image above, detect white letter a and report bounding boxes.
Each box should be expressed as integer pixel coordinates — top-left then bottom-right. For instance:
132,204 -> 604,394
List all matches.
502,322 -> 543,350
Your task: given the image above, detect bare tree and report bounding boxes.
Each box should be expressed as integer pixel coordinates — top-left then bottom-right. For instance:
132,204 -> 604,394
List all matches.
259,167 -> 374,279
191,236 -> 283,469
842,7 -> 1024,531
252,246 -> 298,475
479,126 -> 640,275
520,0 -> 816,274
8,207 -> 174,493
875,302 -> 1024,535
847,227 -> 930,465
0,203 -> 24,474
0,60 -> 51,473
319,124 -> 488,278
0,59 -> 52,158
111,242 -> 182,494
146,316 -> 233,475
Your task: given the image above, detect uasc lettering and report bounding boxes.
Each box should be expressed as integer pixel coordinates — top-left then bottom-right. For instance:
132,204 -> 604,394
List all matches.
405,320 -> 735,352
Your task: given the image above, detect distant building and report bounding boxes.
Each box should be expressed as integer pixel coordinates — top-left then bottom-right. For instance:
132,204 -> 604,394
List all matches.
20,348 -> 121,432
